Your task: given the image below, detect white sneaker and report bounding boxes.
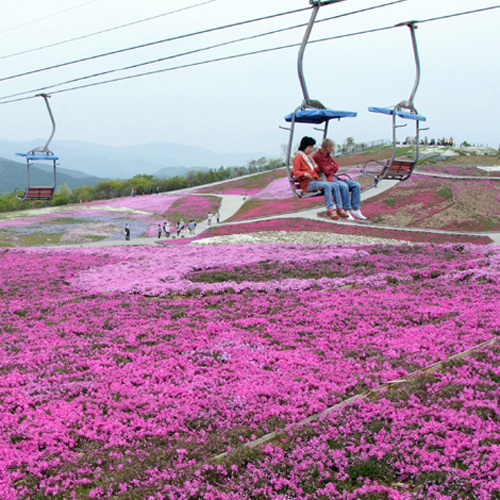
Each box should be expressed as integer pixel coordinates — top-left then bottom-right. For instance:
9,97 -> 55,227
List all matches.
351,209 -> 367,220
345,212 -> 355,221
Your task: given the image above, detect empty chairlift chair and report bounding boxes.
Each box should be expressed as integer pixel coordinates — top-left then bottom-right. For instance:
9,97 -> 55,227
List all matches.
362,21 -> 429,187
14,94 -> 59,202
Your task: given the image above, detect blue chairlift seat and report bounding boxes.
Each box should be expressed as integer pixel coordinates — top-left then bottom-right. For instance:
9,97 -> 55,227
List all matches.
368,106 -> 426,121
16,152 -> 60,161
285,108 -> 357,124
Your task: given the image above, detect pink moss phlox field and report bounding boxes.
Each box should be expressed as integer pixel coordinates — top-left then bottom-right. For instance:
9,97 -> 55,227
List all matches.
362,175 -> 500,232
254,178 -> 291,200
194,169 -> 285,196
2,244 -> 500,497
92,194 -> 181,214
182,218 -> 491,245
228,198 -> 322,222
209,346 -> 500,499
0,209 -> 144,230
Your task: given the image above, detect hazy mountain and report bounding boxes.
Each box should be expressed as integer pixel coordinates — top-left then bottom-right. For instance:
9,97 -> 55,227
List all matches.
0,138 -> 270,180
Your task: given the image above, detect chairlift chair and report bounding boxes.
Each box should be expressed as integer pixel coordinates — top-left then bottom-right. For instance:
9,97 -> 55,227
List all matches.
362,21 -> 429,187
14,94 -> 59,201
281,0 -> 357,198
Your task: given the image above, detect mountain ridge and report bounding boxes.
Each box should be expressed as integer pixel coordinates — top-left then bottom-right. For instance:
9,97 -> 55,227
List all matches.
0,137 -> 273,180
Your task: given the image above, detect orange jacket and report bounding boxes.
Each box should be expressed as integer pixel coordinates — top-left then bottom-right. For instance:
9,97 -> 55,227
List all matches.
293,152 -> 320,192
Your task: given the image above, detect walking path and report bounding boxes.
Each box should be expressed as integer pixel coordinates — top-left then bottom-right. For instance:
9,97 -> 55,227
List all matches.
414,171 -> 500,181
57,178 -> 500,248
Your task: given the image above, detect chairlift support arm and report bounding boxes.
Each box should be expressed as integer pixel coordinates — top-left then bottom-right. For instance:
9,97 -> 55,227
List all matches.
396,21 -> 421,109
35,93 -> 56,153
298,0 -> 346,107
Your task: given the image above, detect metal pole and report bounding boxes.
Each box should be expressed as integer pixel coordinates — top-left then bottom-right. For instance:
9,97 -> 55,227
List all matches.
397,22 -> 421,109
407,22 -> 421,107
297,4 -> 320,105
38,94 -> 56,152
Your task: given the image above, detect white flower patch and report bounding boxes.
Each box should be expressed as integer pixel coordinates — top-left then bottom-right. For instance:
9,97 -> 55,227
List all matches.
191,231 -> 405,246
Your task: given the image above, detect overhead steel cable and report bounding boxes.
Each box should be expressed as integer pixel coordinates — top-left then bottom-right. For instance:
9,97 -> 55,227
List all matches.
0,0 -> 408,102
0,3 -> 498,106
0,27 -> 424,105
0,0 -> 102,36
415,4 -> 500,24
0,0 -> 218,61
0,6 -> 313,84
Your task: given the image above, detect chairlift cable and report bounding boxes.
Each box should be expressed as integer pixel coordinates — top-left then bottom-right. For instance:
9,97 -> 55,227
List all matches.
416,4 -> 500,25
0,0 -> 102,36
0,0 -> 408,102
0,6 -> 313,84
0,3 -> 498,106
0,0 -> 218,61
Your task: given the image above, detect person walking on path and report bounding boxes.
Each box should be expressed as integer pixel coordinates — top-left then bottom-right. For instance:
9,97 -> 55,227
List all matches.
216,211 -> 220,223
207,212 -> 213,226
157,224 -> 162,239
124,224 -> 131,241
163,222 -> 170,238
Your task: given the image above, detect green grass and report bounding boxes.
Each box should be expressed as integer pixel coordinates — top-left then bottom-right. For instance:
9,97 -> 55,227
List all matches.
436,187 -> 454,200
0,231 -> 64,247
22,233 -> 64,246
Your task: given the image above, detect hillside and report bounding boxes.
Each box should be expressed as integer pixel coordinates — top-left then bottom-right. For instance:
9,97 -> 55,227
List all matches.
2,146 -> 500,499
1,145 -> 499,247
0,156 -> 104,194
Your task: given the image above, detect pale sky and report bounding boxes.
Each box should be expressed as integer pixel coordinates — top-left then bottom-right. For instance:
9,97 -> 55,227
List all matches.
0,0 -> 499,158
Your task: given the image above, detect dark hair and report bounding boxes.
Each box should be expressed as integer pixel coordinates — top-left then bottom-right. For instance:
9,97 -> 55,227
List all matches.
298,136 -> 316,151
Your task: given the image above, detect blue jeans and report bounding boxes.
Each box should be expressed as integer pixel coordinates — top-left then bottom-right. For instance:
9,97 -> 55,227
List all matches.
333,177 -> 361,210
306,180 -> 336,211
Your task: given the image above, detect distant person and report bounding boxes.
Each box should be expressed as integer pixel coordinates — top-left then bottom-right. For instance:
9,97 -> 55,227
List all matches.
124,224 -> 131,241
157,224 -> 162,239
149,186 -> 153,195
163,221 -> 170,238
292,136 -> 340,221
188,220 -> 196,234
313,138 -> 366,220
207,212 -> 213,226
156,186 -> 160,195
216,211 -> 220,223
